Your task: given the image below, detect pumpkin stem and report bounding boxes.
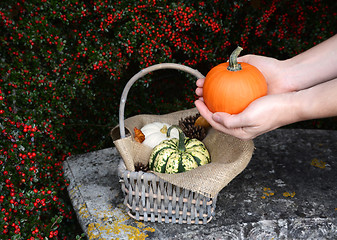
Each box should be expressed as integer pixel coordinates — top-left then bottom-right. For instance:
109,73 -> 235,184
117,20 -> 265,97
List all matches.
227,46 -> 243,72
167,125 -> 186,152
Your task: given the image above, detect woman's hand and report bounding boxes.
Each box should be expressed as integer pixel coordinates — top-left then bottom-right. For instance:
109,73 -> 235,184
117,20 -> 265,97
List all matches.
195,93 -> 298,140
237,54 -> 295,94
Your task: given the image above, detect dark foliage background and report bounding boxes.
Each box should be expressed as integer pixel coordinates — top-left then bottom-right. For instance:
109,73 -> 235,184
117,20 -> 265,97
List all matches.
1,0 -> 336,239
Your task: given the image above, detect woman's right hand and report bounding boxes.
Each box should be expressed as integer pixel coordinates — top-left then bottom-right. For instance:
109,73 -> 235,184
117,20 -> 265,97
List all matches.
237,54 -> 295,94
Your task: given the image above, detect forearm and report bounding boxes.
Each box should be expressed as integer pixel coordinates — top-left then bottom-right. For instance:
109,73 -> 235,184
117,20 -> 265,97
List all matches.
284,34 -> 337,91
292,78 -> 337,121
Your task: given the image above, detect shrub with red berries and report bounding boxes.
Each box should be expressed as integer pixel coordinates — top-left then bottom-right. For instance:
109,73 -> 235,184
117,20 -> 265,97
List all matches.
0,0 -> 336,239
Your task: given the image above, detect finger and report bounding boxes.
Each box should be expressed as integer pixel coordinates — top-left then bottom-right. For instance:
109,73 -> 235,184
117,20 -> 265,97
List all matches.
211,117 -> 256,140
218,127 -> 255,140
195,87 -> 203,97
195,100 -> 238,129
211,117 -> 253,140
196,78 -> 205,87
195,100 -> 258,140
195,101 -> 246,137
237,54 -> 251,63
212,111 -> 261,140
212,112 -> 248,129
195,100 -> 213,121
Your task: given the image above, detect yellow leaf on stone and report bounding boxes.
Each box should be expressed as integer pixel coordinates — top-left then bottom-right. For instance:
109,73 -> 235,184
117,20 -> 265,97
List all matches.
283,191 -> 296,198
283,192 -> 290,197
311,158 -> 326,169
261,187 -> 274,199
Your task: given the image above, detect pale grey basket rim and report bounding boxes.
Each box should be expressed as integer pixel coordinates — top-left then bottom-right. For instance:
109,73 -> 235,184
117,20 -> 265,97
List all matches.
118,63 -> 205,139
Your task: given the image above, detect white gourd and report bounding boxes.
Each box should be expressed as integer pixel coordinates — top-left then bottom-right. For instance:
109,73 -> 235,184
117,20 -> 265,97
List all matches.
141,122 -> 179,148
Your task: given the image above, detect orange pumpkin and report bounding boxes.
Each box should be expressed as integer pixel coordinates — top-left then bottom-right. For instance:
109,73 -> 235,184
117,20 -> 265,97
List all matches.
203,46 -> 267,114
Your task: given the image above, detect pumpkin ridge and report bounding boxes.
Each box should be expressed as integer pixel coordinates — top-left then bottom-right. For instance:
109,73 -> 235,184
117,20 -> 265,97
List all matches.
191,154 -> 202,166
185,140 -> 205,149
150,145 -> 173,170
190,151 -> 210,165
155,148 -> 175,172
166,152 -> 182,173
166,139 -> 178,147
160,152 -> 171,173
187,147 -> 208,155
182,154 -> 199,171
177,153 -> 185,173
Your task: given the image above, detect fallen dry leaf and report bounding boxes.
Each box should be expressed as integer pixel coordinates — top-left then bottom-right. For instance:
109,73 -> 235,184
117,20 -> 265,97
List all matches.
134,127 -> 145,143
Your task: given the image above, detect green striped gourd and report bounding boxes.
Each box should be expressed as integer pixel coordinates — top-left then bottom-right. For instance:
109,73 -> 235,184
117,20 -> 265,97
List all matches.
149,125 -> 210,174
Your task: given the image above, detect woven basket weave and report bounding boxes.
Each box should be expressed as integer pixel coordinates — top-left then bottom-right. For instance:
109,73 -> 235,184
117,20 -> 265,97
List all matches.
115,63 -> 217,224
118,160 -> 217,224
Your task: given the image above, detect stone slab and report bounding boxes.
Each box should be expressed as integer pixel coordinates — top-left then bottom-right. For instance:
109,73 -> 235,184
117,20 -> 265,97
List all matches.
63,129 -> 337,239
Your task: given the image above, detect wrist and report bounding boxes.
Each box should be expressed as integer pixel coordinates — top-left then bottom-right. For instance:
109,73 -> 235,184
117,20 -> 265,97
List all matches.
291,78 -> 337,121
279,91 -> 304,126
281,58 -> 300,92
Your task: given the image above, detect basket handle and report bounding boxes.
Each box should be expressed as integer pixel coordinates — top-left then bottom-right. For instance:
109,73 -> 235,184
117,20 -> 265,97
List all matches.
119,63 -> 205,138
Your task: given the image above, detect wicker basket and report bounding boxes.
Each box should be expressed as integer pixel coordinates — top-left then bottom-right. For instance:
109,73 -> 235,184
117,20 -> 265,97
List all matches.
118,160 -> 217,224
116,63 -> 217,224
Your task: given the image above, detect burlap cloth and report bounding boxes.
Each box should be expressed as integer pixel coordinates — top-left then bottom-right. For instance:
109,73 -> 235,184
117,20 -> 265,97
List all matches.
111,108 -> 254,198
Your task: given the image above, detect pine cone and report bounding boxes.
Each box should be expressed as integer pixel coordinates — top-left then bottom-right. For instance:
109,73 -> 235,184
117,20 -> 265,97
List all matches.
134,162 -> 149,172
179,114 -> 207,141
